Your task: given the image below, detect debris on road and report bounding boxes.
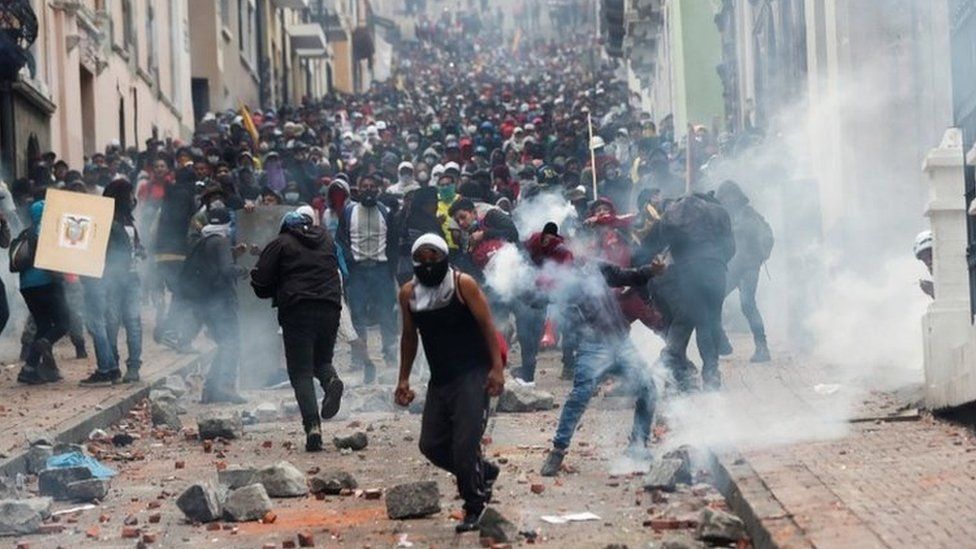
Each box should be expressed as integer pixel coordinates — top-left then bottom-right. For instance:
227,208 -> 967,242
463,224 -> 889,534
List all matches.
695,508 -> 746,544
0,498 -> 52,536
496,383 -> 555,413
218,467 -> 257,490
255,462 -> 308,497
222,484 -> 273,522
385,481 -> 441,519
175,483 -> 222,523
478,507 -> 518,543
643,458 -> 691,492
333,432 -> 368,451
540,512 -> 602,524
197,411 -> 244,440
309,471 -> 357,495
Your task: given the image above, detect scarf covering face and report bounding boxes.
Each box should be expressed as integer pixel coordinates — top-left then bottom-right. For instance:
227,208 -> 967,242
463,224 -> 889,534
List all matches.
409,234 -> 454,312
201,222 -> 231,239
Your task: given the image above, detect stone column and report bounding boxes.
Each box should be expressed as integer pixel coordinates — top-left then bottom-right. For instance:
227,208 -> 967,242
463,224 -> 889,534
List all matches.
922,128 -> 974,409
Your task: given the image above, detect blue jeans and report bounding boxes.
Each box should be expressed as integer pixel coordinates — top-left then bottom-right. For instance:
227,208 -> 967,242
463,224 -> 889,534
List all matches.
514,300 -> 546,382
345,262 -> 397,364
106,272 -> 143,370
552,337 -> 656,450
82,278 -> 117,373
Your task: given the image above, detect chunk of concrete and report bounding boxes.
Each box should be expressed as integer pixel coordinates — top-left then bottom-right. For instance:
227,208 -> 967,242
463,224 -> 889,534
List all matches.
252,402 -> 279,422
151,400 -> 183,430
496,384 -> 554,413
643,459 -> 691,492
479,507 -> 517,543
256,461 -> 308,497
309,471 -> 357,495
332,432 -> 368,451
222,484 -> 273,522
38,466 -> 92,500
197,411 -> 243,440
695,508 -> 746,544
0,498 -> 52,536
176,483 -> 222,523
65,478 -> 109,502
159,375 -> 188,397
25,445 -> 53,475
217,467 -> 257,490
385,481 -> 440,519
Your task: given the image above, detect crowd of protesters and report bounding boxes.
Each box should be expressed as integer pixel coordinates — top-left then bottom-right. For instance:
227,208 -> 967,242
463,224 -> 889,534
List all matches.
0,8 -> 774,532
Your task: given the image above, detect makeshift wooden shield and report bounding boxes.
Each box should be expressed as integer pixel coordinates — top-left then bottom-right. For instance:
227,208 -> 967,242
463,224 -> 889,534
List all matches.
34,189 -> 115,278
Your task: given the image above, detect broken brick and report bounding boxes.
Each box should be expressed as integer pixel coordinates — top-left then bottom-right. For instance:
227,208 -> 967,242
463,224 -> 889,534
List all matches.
147,500 -> 161,509
314,492 -> 326,501
142,532 -> 157,544
262,511 -> 277,524
262,545 -> 276,549
530,484 -> 545,494
85,525 -> 100,539
215,461 -> 227,471
174,460 -> 185,469
450,510 -> 464,521
15,542 -> 29,549
38,524 -> 63,534
262,440 -> 273,449
298,532 -> 315,547
644,518 -> 685,530
148,513 -> 161,524
121,526 -> 141,538
99,514 -> 111,523
282,541 -> 297,549
206,522 -> 222,531
202,440 -> 214,453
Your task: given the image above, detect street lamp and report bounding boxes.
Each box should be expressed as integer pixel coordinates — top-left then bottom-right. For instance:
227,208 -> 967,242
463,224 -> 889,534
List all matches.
0,0 -> 39,181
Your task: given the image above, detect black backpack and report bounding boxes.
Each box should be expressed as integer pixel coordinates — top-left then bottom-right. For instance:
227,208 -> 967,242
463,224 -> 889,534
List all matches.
178,235 -> 220,299
9,228 -> 37,273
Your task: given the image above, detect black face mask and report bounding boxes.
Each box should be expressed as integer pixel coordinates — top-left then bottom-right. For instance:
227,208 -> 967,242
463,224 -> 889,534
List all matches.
414,259 -> 449,287
359,191 -> 378,207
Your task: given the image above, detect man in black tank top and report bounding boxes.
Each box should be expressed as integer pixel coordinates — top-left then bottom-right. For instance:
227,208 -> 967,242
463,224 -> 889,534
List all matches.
394,234 -> 505,534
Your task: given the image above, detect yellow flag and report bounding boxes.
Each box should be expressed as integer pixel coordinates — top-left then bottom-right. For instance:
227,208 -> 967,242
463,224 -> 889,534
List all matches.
239,101 -> 259,144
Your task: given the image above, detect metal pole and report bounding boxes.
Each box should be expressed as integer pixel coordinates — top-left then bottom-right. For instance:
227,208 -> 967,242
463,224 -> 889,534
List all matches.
588,111 -> 598,199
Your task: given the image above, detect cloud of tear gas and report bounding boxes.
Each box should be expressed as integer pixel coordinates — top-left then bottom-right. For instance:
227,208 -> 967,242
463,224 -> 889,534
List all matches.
512,192 -> 579,239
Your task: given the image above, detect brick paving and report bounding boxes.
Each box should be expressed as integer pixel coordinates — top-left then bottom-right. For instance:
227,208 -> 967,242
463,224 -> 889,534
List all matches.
714,341 -> 976,548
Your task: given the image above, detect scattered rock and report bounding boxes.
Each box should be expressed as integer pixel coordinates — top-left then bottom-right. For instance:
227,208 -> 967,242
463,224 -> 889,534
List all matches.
25,445 -> 52,475
150,400 -> 183,430
297,532 -> 315,547
0,498 -> 52,536
252,402 -> 279,422
643,459 -> 691,492
159,375 -> 188,397
479,507 -> 517,543
197,411 -> 244,440
176,484 -> 222,523
496,384 -> 554,413
332,432 -> 368,451
38,467 -> 93,499
385,481 -> 441,519
529,483 -> 545,495
121,525 -> 140,538
218,468 -> 257,491
695,508 -> 746,544
65,479 -> 109,502
309,471 -> 357,495
660,534 -> 703,549
148,389 -> 178,404
222,484 -> 273,522
255,462 -> 308,497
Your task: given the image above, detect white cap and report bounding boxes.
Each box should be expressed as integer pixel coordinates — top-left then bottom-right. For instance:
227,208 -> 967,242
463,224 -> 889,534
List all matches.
914,230 -> 933,258
443,161 -> 461,174
590,136 -> 605,150
412,233 -> 449,256
376,121 -> 388,131
398,161 -> 414,173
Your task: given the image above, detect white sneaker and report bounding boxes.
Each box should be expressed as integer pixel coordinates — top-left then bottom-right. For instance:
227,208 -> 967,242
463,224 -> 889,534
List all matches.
514,377 -> 536,388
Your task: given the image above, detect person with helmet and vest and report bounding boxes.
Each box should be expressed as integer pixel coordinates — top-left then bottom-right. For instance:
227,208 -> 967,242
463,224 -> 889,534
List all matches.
394,233 -> 505,535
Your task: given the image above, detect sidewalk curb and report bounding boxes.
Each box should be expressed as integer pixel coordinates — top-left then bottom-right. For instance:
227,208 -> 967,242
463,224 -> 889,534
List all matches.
707,449 -> 813,549
0,350 -> 213,479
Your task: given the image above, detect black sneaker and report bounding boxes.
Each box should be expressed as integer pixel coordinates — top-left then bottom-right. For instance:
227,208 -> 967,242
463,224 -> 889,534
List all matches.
80,370 -> 121,385
454,505 -> 485,533
17,368 -> 45,385
320,376 -> 344,420
35,339 -> 62,382
306,428 -> 323,452
540,448 -> 565,477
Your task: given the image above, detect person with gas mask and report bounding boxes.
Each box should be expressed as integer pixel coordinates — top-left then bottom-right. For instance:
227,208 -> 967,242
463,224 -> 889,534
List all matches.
394,233 -> 505,534
336,174 -> 398,384
251,210 -> 345,452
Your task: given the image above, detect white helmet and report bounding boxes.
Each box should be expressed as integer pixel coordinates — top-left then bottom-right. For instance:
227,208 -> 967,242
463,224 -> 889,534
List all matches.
590,136 -> 606,150
913,230 -> 933,258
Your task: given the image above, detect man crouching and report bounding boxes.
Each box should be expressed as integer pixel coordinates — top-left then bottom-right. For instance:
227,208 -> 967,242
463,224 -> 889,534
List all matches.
394,233 -> 505,533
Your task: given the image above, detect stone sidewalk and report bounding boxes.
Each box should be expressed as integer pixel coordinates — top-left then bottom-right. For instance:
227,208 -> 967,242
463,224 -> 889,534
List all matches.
0,337 -> 211,475
706,344 -> 976,548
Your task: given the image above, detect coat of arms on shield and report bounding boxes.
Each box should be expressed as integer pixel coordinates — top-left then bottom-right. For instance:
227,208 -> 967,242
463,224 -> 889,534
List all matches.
57,214 -> 94,251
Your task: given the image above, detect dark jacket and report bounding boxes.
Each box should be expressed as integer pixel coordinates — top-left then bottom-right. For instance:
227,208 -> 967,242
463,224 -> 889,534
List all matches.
182,233 -> 246,302
644,193 -> 735,266
562,262 -> 656,341
154,174 -> 197,257
250,225 -> 342,309
104,221 -> 137,278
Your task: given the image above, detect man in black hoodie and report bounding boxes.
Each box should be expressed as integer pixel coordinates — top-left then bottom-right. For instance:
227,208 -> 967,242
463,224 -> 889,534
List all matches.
154,165 -> 198,351
251,210 -> 345,452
